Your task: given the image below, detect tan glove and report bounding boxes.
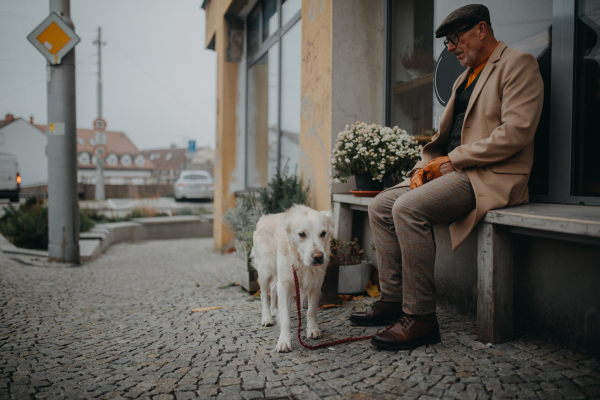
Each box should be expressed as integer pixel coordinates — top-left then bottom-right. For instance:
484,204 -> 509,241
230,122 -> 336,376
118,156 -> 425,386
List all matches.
423,156 -> 452,182
410,169 -> 425,190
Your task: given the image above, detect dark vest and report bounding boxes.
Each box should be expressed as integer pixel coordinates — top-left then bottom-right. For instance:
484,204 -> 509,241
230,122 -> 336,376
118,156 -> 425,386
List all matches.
447,73 -> 480,154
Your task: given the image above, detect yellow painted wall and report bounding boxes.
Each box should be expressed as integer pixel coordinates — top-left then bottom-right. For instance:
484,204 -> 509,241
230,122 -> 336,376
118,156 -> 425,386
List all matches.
204,0 -> 238,250
205,0 -> 335,251
300,0 -> 333,211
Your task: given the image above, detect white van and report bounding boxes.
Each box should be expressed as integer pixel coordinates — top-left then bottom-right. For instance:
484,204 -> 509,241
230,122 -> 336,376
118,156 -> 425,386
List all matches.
0,152 -> 20,203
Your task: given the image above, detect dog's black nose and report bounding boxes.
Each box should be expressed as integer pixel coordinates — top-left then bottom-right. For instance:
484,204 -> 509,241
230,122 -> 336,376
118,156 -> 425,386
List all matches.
312,252 -> 324,264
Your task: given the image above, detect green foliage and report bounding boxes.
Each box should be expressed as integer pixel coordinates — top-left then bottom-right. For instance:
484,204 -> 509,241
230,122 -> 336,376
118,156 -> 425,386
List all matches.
222,193 -> 263,243
330,238 -> 366,266
0,198 -> 48,250
258,165 -> 311,214
79,209 -> 95,233
129,209 -> 143,219
0,198 -> 96,251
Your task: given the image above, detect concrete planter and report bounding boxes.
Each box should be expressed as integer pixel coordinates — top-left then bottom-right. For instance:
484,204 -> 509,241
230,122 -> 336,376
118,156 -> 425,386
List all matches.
338,261 -> 372,294
235,238 -> 259,292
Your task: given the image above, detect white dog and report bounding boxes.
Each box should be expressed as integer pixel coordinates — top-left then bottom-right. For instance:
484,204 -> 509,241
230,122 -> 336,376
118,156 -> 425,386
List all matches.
251,205 -> 334,352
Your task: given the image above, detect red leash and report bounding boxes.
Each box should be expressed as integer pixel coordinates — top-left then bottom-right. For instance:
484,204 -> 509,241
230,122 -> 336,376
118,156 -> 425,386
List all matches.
292,266 -> 395,349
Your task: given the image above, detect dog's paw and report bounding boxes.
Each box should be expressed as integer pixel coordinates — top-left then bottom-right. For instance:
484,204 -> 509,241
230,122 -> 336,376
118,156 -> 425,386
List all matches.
306,328 -> 322,339
261,316 -> 274,327
275,339 -> 292,352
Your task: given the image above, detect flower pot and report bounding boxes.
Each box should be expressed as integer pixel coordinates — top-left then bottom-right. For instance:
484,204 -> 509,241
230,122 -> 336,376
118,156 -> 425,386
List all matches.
235,238 -> 259,292
355,173 -> 383,191
338,261 -> 372,294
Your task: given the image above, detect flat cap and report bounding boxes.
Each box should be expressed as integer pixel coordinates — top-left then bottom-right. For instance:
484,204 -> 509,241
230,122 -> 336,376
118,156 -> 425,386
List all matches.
435,4 -> 491,38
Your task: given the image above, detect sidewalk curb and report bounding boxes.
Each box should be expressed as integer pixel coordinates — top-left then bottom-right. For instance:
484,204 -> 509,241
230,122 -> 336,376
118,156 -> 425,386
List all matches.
1,215 -> 214,263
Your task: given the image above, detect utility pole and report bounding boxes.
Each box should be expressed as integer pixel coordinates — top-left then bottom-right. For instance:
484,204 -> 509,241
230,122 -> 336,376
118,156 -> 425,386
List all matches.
93,27 -> 106,200
47,0 -> 79,263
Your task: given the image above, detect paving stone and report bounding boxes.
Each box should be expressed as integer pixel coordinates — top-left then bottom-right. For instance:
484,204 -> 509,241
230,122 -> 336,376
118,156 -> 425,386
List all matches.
0,238 -> 598,400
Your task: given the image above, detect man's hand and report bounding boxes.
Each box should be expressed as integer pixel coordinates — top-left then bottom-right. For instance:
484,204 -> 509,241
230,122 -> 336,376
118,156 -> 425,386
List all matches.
423,156 -> 454,182
410,169 -> 425,190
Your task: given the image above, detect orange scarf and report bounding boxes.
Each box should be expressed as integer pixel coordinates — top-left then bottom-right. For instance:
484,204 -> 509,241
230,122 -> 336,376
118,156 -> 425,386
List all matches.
466,41 -> 499,88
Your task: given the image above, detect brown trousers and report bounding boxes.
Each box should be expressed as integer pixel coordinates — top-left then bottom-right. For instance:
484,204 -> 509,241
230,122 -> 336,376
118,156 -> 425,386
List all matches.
368,171 -> 476,315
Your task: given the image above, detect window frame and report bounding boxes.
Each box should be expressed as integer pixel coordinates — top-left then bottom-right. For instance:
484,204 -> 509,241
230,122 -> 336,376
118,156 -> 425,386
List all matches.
383,0 -> 600,206
245,0 -> 302,190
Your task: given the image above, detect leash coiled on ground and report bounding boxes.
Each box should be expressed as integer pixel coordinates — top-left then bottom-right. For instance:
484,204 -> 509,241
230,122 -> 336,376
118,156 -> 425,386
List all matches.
292,266 -> 395,349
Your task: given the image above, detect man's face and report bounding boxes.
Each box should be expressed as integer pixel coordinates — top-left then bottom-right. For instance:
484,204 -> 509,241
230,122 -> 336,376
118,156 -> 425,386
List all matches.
446,23 -> 484,67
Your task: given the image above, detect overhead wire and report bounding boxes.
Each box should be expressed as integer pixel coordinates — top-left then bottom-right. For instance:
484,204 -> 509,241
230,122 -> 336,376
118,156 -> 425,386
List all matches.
0,78 -> 44,101
107,38 -> 199,114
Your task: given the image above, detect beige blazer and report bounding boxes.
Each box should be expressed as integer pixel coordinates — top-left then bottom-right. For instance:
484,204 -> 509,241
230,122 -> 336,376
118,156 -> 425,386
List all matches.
395,41 -> 544,250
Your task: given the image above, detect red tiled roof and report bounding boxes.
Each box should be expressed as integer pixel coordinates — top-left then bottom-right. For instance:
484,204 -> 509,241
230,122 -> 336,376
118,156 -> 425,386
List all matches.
140,148 -> 188,171
34,124 -> 153,170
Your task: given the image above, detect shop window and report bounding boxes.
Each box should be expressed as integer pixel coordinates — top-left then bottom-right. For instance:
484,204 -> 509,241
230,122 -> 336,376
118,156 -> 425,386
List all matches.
572,0 -> 600,197
262,0 -> 278,41
247,47 -> 279,188
280,21 -> 302,174
282,0 -> 301,27
387,0 -> 553,194
246,0 -> 302,189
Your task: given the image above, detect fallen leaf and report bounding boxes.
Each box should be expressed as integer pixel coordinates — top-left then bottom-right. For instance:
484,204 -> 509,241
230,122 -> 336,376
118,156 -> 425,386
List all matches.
366,281 -> 380,297
351,295 -> 365,301
191,306 -> 227,313
253,290 -> 261,297
338,295 -> 352,304
318,304 -> 341,310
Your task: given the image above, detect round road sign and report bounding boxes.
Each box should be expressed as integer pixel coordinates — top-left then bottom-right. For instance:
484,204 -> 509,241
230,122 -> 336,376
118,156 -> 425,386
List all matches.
93,117 -> 107,132
93,144 -> 108,159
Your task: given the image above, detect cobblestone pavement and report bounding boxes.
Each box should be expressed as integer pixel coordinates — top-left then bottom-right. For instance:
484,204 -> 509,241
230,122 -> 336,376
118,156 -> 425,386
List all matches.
1,238 -> 599,400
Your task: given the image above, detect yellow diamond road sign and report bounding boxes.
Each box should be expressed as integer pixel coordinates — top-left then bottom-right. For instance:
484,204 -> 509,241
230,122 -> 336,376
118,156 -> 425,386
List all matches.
27,13 -> 80,65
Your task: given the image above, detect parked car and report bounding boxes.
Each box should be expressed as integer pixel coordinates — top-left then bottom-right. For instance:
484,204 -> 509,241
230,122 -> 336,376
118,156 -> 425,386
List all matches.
174,170 -> 214,201
0,152 -> 20,203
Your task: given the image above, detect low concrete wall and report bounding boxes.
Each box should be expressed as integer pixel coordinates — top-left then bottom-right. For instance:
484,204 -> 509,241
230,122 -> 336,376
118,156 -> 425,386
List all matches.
79,216 -> 214,262
20,183 -> 175,199
80,184 -> 174,199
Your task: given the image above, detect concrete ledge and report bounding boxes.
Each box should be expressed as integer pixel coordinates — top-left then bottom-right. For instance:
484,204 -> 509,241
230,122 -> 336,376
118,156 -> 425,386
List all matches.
131,215 -> 213,241
1,215 -> 214,264
80,239 -> 102,262
482,203 -> 600,243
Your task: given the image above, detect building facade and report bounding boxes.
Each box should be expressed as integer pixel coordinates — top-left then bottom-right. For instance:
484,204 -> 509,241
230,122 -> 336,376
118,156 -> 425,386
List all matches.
204,0 -> 600,356
0,114 -> 48,187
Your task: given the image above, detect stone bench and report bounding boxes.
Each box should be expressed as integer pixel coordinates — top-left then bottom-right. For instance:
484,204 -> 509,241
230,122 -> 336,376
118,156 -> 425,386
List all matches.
332,194 -> 600,344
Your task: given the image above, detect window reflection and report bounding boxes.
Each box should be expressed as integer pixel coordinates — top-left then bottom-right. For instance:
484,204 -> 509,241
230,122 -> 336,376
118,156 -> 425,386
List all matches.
280,21 -> 302,174
282,0 -> 302,26
248,7 -> 260,59
247,47 -> 280,188
263,0 -> 278,42
572,0 -> 600,197
390,0 -> 552,191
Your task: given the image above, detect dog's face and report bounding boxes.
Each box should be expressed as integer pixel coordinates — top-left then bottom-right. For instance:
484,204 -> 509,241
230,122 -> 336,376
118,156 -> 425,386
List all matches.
284,206 -> 334,267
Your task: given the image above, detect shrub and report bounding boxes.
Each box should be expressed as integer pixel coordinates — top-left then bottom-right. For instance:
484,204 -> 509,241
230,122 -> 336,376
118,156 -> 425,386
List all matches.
0,198 -> 96,251
222,193 -> 263,256
80,209 -> 95,233
0,198 -> 48,250
330,238 -> 366,266
258,164 -> 310,214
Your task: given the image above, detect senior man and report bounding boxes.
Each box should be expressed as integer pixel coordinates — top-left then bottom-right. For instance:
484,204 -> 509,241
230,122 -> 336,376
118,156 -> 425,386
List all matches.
349,4 -> 544,350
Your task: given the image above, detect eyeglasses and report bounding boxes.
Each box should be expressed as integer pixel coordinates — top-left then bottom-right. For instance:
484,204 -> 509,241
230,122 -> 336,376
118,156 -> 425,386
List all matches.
443,24 -> 475,48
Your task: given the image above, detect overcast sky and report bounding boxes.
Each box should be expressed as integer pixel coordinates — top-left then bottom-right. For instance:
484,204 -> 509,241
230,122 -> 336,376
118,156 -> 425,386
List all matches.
0,0 -> 217,151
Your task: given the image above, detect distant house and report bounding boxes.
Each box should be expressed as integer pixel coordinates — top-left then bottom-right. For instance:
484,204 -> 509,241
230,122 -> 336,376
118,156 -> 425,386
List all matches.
0,114 -> 48,186
141,146 -> 214,183
75,129 -> 154,184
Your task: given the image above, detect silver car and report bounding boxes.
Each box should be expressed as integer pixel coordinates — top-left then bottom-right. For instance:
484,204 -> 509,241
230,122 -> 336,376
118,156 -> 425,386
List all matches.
174,170 -> 214,201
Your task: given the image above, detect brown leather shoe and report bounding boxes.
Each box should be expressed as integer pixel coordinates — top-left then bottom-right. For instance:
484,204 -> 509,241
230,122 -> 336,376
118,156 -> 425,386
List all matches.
349,300 -> 404,326
371,312 -> 441,350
